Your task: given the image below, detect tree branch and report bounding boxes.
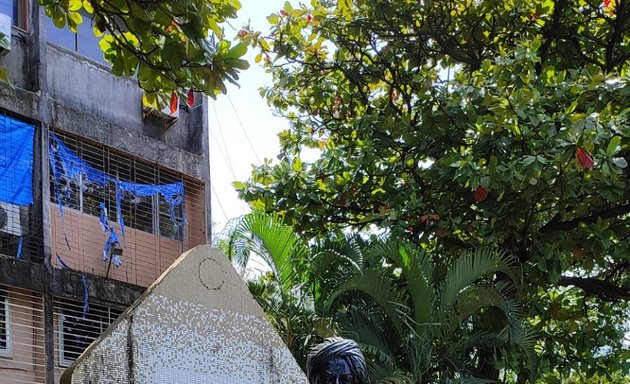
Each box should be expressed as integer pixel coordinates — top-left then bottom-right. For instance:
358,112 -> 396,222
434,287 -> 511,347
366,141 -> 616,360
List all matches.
535,0 -> 568,75
558,276 -> 630,302
539,203 -> 630,233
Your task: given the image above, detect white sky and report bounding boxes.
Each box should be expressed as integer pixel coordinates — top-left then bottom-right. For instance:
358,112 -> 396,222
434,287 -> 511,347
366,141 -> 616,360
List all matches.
209,0 -> 289,236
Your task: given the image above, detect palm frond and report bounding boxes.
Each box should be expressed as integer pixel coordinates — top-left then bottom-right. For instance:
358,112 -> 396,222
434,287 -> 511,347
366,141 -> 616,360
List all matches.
325,269 -> 407,336
447,377 -> 500,384
226,211 -> 309,292
337,310 -> 394,356
311,242 -> 362,279
215,215 -> 253,275
439,248 -> 519,311
454,281 -> 522,327
368,239 -> 435,327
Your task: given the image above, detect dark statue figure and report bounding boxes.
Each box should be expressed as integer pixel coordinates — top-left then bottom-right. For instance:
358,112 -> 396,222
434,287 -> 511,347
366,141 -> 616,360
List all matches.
306,337 -> 369,384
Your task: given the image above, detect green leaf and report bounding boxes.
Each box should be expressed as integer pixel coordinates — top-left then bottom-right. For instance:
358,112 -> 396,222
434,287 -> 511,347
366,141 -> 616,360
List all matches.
142,92 -> 158,108
225,42 -> 248,59
0,67 -> 10,84
52,6 -> 67,28
293,157 -> 302,172
607,136 -> 621,157
82,0 -> 93,13
68,0 -> 82,12
225,58 -> 250,70
267,14 -> 279,24
67,11 -> 83,32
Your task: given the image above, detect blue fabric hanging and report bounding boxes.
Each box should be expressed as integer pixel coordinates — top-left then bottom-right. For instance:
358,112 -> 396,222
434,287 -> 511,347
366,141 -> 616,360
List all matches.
56,254 -> 90,316
16,236 -> 23,259
98,202 -> 109,232
80,274 -> 90,316
50,133 -> 187,269
56,253 -> 71,269
49,142 -> 65,220
49,133 -> 186,237
0,115 -> 35,205
99,202 -> 122,268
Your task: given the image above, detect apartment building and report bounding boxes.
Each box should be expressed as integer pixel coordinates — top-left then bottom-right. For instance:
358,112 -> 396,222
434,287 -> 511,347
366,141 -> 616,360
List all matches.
0,1 -> 211,383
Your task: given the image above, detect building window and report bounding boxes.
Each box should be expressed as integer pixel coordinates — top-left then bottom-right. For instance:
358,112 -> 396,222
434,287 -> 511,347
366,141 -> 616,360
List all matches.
0,288 -> 11,356
58,301 -> 122,366
50,131 -> 186,241
43,11 -> 106,65
0,0 -> 28,30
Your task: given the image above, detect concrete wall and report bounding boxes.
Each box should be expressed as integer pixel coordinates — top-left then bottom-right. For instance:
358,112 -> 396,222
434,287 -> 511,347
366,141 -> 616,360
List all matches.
61,247 -> 308,384
0,5 -> 217,382
45,44 -> 210,179
0,32 -> 33,90
44,42 -> 212,243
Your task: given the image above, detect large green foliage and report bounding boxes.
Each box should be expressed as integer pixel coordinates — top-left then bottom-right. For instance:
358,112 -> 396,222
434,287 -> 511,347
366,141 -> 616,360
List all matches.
219,212 -> 535,383
38,0 -> 252,104
236,0 -> 630,380
218,211 -> 317,366
318,239 -> 536,383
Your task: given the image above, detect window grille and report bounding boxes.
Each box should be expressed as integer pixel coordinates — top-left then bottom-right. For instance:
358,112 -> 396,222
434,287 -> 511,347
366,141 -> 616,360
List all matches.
0,287 -> 45,384
0,287 -> 10,355
55,298 -> 123,367
50,130 -> 186,241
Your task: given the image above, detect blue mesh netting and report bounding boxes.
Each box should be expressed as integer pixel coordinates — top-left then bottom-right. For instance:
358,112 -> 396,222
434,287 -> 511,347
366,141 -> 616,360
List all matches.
50,133 -> 186,268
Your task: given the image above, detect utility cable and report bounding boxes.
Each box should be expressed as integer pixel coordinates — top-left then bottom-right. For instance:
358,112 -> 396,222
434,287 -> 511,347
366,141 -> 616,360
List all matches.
226,94 -> 261,164
211,101 -> 238,173
210,183 -> 229,223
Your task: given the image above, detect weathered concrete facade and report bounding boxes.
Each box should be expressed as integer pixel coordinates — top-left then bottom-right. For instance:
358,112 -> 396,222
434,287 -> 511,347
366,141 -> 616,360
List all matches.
0,1 -> 213,383
60,247 -> 308,384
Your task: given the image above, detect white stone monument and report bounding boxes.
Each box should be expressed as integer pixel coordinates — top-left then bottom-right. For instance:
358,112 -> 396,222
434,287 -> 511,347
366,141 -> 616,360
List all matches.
60,246 -> 308,384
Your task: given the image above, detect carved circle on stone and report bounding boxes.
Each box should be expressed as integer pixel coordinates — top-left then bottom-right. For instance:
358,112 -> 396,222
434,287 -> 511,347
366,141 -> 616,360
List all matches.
198,257 -> 224,291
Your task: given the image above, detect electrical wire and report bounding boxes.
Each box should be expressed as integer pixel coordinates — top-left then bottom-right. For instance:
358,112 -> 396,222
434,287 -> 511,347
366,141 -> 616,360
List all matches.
226,94 -> 261,164
210,101 -> 238,178
210,183 -> 229,223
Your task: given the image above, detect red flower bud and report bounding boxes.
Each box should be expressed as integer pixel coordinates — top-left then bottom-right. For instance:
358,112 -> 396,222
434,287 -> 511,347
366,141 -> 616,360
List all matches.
576,147 -> 594,170
187,89 -> 195,107
169,91 -> 178,114
280,9 -> 288,16
474,186 -> 488,203
306,14 -> 313,22
603,0 -> 611,8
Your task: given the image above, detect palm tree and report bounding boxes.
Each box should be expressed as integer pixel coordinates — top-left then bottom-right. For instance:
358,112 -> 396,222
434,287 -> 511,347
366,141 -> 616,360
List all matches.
318,239 -> 537,383
216,211 -> 323,367
217,212 -> 536,382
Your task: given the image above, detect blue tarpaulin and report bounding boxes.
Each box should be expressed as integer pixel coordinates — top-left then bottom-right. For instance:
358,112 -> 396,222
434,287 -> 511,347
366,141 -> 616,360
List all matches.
0,115 -> 35,206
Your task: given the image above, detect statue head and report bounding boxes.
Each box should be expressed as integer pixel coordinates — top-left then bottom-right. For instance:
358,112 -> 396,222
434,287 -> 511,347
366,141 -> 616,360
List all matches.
306,337 -> 368,384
